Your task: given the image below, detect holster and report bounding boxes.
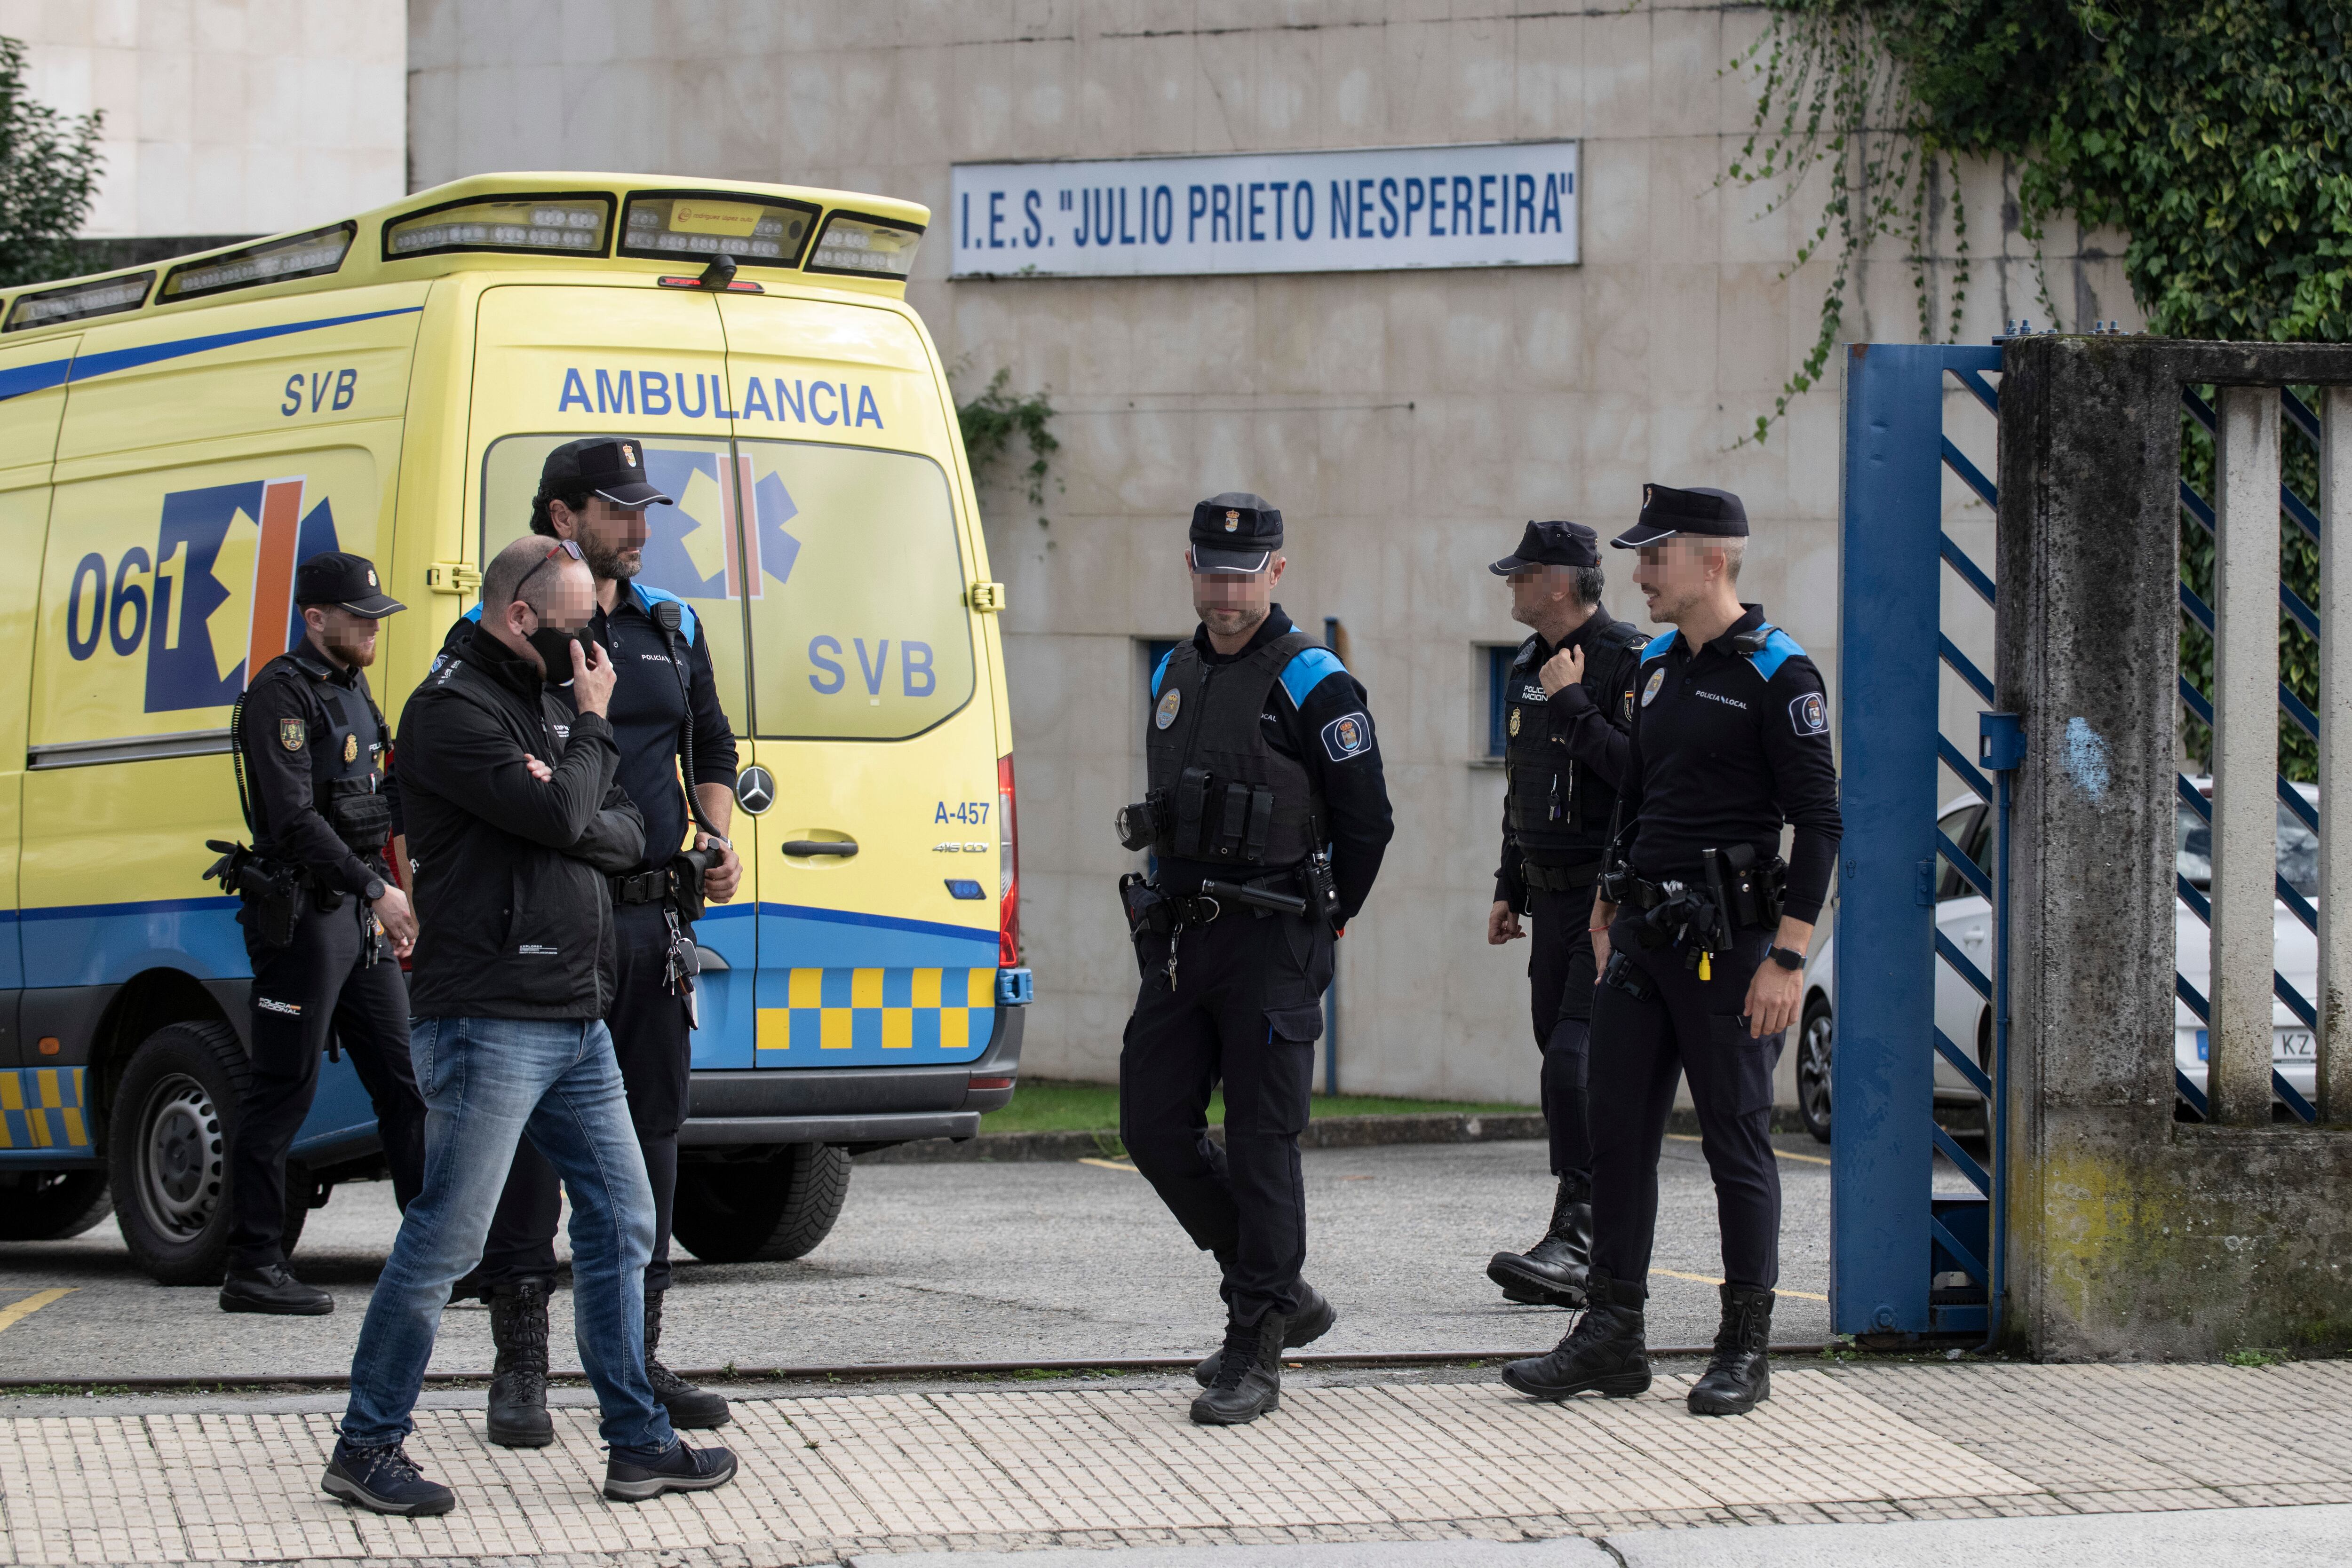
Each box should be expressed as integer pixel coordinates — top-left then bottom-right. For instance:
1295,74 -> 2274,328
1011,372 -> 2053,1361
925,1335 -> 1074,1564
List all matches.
205,839 -> 308,950
1119,872 -> 1176,937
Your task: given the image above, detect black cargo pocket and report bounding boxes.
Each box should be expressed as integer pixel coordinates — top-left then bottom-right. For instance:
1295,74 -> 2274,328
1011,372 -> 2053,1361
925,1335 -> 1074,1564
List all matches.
1269,918 -> 1335,1008
1707,1012 -> 1779,1119
1267,1004 -> 1325,1047
1253,1006 -> 1324,1137
1134,927 -> 1165,982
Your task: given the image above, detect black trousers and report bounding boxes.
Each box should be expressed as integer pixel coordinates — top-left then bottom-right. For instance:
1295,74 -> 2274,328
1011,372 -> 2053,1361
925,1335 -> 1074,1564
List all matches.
1525,881 -> 1601,1181
1120,907 -> 1333,1327
477,901 -> 693,1292
228,899 -> 426,1269
1587,918 -> 1784,1294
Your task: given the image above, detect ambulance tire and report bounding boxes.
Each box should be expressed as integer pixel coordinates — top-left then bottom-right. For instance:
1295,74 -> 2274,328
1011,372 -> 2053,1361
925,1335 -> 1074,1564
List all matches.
109,1020 -> 249,1285
670,1143 -> 853,1264
0,1171 -> 113,1240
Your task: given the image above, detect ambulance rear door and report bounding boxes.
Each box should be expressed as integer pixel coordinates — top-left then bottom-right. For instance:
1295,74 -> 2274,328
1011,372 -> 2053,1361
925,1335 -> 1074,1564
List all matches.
715,293 -> 1003,1069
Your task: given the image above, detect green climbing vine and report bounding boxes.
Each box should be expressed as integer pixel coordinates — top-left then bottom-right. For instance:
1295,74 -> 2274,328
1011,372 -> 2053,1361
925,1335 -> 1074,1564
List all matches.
955,366 -> 1060,528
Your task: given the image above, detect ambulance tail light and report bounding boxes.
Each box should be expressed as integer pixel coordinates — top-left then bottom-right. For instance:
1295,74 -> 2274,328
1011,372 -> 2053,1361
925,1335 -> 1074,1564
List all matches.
805,210 -> 924,278
998,753 -> 1021,966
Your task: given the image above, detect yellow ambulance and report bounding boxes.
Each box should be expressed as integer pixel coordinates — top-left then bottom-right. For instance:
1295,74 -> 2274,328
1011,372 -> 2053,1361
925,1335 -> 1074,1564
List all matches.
0,173 -> 1028,1283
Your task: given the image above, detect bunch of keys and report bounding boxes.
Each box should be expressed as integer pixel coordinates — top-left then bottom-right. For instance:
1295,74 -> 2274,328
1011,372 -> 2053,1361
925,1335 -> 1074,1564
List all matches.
1164,917 -> 1185,991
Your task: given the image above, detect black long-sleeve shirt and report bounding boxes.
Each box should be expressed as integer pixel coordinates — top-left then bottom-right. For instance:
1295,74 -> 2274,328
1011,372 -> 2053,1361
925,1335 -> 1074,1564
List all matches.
1491,605 -> 1641,906
237,644 -> 397,896
1614,603 -> 1843,923
1155,608 -> 1395,924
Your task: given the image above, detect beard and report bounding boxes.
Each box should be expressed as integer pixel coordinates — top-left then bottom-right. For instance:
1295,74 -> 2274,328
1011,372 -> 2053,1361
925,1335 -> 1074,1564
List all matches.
583,535 -> 641,581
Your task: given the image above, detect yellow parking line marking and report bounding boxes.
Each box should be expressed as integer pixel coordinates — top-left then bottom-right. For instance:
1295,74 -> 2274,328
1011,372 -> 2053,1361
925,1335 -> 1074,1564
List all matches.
1650,1268 -> 1828,1303
1078,1156 -> 1139,1172
1667,1133 -> 1830,1166
0,1287 -> 75,1334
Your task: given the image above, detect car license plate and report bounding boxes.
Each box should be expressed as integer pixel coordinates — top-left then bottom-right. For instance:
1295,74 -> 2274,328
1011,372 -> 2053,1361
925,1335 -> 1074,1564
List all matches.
2276,1029 -> 2315,1061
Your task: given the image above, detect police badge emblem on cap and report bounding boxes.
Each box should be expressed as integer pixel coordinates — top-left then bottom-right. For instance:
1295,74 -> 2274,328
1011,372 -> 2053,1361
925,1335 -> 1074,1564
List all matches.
1155,689 -> 1182,729
280,718 -> 305,752
621,442 -> 637,466
1224,510 -> 1240,531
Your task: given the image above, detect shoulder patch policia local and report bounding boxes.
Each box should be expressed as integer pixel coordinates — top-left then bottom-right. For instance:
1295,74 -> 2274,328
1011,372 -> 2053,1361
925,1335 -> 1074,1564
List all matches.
279,718 -> 305,752
1321,710 -> 1373,761
1790,690 -> 1829,736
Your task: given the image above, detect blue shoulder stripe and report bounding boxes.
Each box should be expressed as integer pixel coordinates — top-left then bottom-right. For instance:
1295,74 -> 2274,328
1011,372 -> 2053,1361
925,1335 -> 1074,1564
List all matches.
461,603 -> 483,624
1745,626 -> 1805,682
1279,645 -> 1347,706
1150,647 -> 1174,699
1639,631 -> 1677,664
630,581 -> 700,642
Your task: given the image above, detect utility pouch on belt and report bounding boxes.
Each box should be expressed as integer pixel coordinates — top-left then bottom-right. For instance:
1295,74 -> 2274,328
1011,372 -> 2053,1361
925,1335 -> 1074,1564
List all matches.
1601,948 -> 1657,1003
1119,872 -> 1175,937
324,778 -> 394,855
668,847 -> 715,925
205,839 -> 308,950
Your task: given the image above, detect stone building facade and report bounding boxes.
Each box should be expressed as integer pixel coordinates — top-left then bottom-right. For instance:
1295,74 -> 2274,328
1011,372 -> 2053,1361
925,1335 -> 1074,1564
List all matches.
408,1 -> 2139,1103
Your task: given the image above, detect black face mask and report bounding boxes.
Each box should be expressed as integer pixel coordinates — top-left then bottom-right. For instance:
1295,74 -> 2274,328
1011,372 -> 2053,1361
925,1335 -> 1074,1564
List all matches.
526,624 -> 591,684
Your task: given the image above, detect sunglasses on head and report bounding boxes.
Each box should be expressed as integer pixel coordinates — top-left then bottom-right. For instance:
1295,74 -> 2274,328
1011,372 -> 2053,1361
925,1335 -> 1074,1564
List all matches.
515,537 -> 585,597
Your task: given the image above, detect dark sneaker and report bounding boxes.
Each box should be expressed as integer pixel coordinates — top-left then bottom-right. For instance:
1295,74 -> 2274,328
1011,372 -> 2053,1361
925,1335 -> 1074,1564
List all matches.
486,1278 -> 554,1448
1189,1310 -> 1286,1426
604,1439 -> 739,1503
1687,1284 -> 1774,1416
322,1440 -> 455,1516
1193,1282 -> 1335,1387
1498,1269 -> 1652,1402
645,1286 -> 731,1429
220,1263 -> 333,1316
1486,1175 -> 1593,1308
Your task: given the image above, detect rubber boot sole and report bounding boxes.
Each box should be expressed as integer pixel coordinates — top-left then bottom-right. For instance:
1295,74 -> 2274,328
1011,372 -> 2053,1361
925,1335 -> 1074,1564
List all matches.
1192,1294 -> 1337,1388
486,1412 -> 555,1448
1486,1252 -> 1588,1309
321,1462 -> 456,1517
603,1450 -> 739,1503
219,1287 -> 333,1316
655,1387 -> 733,1430
1188,1388 -> 1279,1425
1499,1360 -> 1651,1402
1688,1368 -> 1771,1416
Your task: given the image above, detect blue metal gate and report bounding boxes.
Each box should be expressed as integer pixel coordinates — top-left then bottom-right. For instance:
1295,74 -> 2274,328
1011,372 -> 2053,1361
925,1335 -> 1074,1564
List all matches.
1835,342 -> 2010,1340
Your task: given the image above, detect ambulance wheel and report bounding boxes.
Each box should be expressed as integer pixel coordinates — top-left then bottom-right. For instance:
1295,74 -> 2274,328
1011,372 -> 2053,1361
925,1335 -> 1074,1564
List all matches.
671,1144 -> 852,1264
109,1021 -> 248,1285
0,1171 -> 113,1240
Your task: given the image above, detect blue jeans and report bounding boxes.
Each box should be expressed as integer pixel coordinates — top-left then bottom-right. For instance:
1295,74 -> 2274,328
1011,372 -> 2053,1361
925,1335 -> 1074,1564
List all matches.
341,1016 -> 673,1453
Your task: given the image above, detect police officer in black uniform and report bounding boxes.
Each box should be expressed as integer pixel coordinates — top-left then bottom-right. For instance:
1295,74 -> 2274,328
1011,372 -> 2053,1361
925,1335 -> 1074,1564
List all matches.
455,438 -> 744,1448
218,552 -> 427,1315
1117,492 -> 1394,1427
1482,521 -> 1645,1309
1501,484 -> 1840,1417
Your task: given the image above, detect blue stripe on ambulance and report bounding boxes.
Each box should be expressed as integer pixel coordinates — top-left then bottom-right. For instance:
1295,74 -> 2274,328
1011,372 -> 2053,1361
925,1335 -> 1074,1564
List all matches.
0,307 -> 423,404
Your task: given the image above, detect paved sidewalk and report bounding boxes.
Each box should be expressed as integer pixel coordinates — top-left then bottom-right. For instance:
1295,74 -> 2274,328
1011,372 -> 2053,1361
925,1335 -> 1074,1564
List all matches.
2,1360 -> 2347,1565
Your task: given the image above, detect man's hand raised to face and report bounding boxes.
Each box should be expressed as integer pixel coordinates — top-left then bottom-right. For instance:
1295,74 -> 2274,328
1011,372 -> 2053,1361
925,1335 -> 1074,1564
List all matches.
1539,642 -> 1584,697
570,636 -> 617,718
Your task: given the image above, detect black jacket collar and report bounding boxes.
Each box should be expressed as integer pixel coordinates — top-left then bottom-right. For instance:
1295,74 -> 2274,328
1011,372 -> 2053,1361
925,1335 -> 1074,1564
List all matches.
1194,605 -> 1295,665
456,623 -> 550,704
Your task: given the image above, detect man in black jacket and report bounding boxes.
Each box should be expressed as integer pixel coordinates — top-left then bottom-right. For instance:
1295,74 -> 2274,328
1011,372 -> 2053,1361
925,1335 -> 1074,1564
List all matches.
325,538 -> 736,1519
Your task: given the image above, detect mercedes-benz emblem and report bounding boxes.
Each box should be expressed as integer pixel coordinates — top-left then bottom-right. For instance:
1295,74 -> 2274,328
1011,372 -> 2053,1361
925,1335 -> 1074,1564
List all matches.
735,765 -> 775,815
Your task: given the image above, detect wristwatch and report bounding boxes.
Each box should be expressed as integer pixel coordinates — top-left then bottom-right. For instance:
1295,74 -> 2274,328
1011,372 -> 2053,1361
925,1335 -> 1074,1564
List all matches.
1767,944 -> 1804,970
362,876 -> 386,902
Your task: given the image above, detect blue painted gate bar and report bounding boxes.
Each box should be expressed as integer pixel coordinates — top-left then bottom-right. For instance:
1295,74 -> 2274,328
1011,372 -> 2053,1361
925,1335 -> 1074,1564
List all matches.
1835,342 -> 2005,1338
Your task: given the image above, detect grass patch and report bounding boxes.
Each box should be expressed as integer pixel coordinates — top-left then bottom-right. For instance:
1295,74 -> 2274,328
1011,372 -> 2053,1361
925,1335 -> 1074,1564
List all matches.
2224,1346 -> 2288,1368
979,1077 -> 1531,1135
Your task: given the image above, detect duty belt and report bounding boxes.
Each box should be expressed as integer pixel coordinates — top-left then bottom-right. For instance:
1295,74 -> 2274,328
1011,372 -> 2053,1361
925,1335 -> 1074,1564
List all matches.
1520,859 -> 1602,894
612,868 -> 674,906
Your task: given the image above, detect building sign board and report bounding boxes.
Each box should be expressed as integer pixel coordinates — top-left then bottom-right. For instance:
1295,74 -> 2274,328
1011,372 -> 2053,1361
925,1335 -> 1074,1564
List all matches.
949,141 -> 1578,279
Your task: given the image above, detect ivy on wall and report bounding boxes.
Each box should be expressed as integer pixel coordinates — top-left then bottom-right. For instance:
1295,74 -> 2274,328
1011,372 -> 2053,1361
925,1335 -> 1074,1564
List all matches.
955,366 -> 1061,530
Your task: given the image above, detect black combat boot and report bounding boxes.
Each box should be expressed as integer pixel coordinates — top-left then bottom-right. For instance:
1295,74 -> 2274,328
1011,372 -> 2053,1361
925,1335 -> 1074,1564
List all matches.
1687,1284 -> 1774,1416
1188,1309 -> 1287,1425
219,1262 -> 333,1316
1499,1269 -> 1651,1401
1486,1175 -> 1593,1307
486,1277 -> 554,1448
644,1286 -> 731,1429
1192,1281 -> 1335,1387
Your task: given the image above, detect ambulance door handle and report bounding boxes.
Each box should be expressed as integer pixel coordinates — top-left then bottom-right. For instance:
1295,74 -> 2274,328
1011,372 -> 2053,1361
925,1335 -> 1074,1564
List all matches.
782,839 -> 858,858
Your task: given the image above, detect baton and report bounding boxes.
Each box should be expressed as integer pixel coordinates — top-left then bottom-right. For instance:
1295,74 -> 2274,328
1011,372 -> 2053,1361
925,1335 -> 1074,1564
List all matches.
1199,879 -> 1310,916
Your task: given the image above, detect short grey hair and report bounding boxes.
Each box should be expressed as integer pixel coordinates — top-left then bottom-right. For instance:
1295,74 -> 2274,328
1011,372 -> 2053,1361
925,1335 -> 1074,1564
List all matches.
1569,563 -> 1605,608
1715,539 -> 1746,582
482,536 -> 571,617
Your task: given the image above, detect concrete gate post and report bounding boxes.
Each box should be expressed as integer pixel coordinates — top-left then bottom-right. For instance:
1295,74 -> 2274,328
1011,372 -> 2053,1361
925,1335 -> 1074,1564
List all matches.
1995,336 -> 2352,1360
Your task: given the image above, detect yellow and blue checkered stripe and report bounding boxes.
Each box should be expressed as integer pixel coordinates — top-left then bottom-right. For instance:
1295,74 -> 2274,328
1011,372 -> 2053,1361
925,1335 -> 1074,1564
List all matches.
755,967 -> 996,1061
0,1068 -> 90,1151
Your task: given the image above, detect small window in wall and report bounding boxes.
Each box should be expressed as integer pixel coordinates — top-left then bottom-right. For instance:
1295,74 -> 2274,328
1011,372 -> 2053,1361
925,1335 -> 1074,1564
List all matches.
1486,645 -> 1518,757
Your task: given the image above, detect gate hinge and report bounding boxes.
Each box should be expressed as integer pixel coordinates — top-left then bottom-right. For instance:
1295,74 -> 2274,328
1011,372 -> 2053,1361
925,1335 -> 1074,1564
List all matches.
425,561 -> 482,595
1916,859 -> 1937,906
968,581 -> 1006,612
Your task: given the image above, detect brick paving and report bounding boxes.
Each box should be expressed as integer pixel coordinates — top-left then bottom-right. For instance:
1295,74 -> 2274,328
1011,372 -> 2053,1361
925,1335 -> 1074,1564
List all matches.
1,1361 -> 2347,1565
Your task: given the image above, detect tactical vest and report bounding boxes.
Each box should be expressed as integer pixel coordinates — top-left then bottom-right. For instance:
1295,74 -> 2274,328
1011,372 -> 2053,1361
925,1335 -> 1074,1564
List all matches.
1502,618 -> 1645,862
252,652 -> 394,859
1144,630 -> 1325,868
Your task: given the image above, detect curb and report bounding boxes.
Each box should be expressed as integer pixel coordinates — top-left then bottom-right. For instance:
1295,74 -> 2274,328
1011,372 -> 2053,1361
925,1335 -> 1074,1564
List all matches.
858,1107 -> 1822,1163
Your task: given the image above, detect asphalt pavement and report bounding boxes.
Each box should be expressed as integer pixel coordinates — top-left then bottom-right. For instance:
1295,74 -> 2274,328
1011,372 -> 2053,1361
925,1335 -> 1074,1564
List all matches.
0,1132 -> 1850,1385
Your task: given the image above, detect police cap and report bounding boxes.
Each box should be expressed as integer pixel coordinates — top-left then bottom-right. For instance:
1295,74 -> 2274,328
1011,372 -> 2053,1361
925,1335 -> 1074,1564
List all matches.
540,436 -> 672,510
1189,491 -> 1283,572
294,551 -> 405,617
1611,483 -> 1749,548
1490,519 -> 1599,575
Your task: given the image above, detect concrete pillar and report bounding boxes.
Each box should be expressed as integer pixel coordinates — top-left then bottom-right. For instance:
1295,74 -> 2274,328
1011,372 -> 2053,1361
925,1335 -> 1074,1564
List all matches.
1996,337 -> 2352,1360
2208,388 -> 2282,1124
2321,388 -> 2352,1123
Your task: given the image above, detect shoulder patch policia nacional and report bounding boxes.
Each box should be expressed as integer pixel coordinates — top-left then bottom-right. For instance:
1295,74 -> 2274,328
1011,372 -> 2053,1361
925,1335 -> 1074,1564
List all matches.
1322,710 -> 1373,761
279,718 -> 305,752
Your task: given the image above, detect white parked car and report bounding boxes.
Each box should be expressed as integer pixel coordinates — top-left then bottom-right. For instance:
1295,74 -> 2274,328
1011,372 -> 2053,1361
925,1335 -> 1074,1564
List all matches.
1795,781 -> 2318,1142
